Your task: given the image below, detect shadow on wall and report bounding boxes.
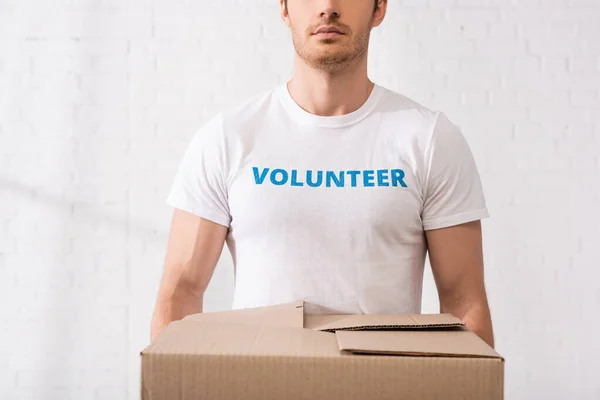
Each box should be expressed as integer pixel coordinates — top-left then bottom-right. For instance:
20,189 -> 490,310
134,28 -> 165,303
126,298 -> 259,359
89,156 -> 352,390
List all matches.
1,174 -> 170,397
0,175 -> 168,242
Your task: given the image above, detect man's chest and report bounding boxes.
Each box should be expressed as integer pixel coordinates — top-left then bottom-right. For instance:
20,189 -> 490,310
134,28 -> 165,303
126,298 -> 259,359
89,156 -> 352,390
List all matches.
225,125 -> 428,234
227,157 -> 425,240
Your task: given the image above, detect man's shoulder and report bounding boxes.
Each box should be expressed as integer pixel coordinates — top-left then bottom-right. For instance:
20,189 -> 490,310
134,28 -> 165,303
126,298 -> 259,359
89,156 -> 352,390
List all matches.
191,84 -> 280,143
377,85 -> 438,121
374,85 -> 443,151
220,85 -> 281,127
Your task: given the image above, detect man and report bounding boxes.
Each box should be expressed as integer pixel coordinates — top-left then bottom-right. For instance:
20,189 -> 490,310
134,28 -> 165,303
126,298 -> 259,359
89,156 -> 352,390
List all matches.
151,0 -> 495,348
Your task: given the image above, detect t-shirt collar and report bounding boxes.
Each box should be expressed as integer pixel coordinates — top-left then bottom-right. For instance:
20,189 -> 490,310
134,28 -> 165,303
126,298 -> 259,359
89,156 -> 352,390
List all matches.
276,79 -> 385,128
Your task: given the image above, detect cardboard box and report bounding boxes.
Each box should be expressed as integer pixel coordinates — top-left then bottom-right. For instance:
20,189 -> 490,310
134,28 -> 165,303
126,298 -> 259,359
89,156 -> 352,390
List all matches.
141,301 -> 504,400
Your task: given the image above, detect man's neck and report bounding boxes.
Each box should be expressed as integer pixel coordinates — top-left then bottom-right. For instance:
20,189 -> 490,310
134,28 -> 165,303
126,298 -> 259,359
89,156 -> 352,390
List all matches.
287,58 -> 374,117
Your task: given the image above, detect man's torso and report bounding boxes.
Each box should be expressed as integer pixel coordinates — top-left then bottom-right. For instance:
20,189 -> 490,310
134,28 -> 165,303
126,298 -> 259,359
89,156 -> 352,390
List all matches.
220,83 -> 436,314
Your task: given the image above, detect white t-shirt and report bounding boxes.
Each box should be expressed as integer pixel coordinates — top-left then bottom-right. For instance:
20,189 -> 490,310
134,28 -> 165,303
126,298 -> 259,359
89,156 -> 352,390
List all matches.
166,81 -> 489,315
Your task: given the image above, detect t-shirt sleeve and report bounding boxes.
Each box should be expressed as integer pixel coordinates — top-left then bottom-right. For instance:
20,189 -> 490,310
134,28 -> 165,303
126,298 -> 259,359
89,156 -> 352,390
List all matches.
421,111 -> 490,231
166,113 -> 232,227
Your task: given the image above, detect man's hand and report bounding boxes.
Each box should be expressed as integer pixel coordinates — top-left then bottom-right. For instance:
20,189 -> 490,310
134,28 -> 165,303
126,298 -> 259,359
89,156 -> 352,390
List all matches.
425,220 -> 494,348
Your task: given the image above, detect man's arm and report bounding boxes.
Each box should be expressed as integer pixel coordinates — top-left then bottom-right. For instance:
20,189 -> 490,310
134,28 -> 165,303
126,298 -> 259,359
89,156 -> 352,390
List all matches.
425,220 -> 494,348
150,208 -> 228,342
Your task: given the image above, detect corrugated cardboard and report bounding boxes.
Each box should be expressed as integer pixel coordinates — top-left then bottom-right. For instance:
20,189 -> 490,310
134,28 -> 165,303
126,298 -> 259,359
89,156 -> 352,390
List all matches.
141,301 -> 504,400
183,300 -> 304,328
304,312 -> 465,332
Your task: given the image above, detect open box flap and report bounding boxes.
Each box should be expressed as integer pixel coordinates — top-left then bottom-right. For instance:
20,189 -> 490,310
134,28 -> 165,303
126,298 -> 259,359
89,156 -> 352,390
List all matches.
183,301 -> 304,328
143,318 -> 337,357
305,313 -> 464,332
336,329 -> 502,359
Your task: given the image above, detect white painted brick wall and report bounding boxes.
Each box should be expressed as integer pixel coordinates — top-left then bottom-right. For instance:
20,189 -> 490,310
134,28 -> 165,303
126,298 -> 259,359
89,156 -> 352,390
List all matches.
1,0 -> 599,399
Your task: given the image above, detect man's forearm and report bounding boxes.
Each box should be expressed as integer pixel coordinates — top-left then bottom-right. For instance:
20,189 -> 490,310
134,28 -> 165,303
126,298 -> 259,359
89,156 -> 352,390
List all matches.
442,298 -> 495,348
150,291 -> 203,342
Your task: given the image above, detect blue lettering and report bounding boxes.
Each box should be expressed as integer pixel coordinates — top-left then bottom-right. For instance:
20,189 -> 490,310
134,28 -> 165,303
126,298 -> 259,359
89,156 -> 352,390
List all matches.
377,169 -> 390,187
291,169 -> 304,187
363,170 -> 375,187
253,167 -> 407,188
270,169 -> 288,186
326,171 -> 345,188
253,167 -> 269,185
307,170 -> 323,187
391,169 -> 407,187
347,170 -> 360,187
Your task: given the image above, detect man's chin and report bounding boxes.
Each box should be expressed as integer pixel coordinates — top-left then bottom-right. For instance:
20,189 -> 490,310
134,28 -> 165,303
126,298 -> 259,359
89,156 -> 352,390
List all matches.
315,59 -> 346,67
311,48 -> 350,61
294,46 -> 354,69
